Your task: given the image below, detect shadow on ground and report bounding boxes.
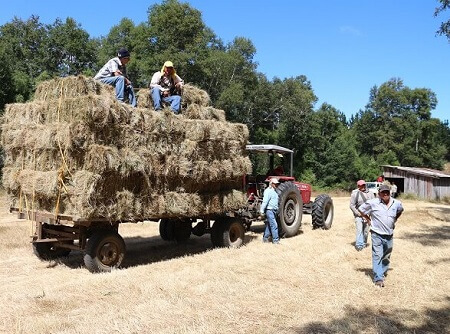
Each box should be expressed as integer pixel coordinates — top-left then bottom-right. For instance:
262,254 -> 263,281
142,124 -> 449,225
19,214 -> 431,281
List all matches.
55,231 -> 260,270
290,297 -> 450,333
400,224 -> 450,247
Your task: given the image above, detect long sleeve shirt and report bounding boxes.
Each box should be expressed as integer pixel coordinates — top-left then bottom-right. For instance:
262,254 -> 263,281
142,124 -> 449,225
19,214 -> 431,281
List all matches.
260,187 -> 279,214
150,71 -> 183,93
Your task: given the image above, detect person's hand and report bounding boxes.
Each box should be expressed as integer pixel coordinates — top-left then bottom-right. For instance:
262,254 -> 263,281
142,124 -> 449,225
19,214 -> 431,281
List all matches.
162,90 -> 170,97
175,82 -> 183,89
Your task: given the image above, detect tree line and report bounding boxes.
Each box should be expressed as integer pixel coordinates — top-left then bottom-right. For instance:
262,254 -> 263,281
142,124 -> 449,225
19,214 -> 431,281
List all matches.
1,0 -> 449,190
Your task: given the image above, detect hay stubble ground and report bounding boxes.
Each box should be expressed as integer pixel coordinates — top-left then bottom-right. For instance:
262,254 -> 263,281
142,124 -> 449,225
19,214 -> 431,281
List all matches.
0,194 -> 449,334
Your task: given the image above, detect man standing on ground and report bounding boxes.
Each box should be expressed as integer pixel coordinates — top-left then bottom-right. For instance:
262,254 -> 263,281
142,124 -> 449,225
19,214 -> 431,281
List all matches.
391,182 -> 398,198
358,184 -> 404,287
94,48 -> 137,107
150,61 -> 184,113
350,179 -> 375,251
259,178 -> 280,244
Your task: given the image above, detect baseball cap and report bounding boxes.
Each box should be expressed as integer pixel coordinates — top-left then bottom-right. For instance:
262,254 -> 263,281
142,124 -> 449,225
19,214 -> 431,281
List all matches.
270,178 -> 280,184
379,184 -> 390,192
164,61 -> 174,68
117,48 -> 130,58
357,180 -> 366,186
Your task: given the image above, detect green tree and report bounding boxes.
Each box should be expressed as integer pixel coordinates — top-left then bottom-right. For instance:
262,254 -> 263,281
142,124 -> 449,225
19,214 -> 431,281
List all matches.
435,0 -> 450,41
0,50 -> 15,109
46,18 -> 98,76
145,0 -> 218,85
352,78 -> 445,169
0,16 -> 48,101
276,75 -> 317,173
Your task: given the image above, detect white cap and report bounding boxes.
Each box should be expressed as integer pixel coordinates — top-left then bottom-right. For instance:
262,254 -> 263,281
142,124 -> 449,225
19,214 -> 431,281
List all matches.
270,178 -> 280,184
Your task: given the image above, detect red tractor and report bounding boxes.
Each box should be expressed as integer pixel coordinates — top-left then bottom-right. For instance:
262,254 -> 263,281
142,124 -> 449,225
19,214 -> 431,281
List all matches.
241,144 -> 334,236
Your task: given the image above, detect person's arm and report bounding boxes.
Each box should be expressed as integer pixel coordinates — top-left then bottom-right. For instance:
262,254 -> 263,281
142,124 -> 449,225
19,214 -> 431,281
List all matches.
349,191 -> 360,216
150,72 -> 163,89
358,202 -> 372,225
260,189 -> 270,215
395,202 -> 404,220
174,74 -> 184,89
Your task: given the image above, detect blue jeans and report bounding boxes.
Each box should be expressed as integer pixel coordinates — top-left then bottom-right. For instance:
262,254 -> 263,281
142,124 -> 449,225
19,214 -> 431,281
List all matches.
355,216 -> 369,249
99,76 -> 137,107
151,87 -> 181,113
263,209 -> 279,243
371,232 -> 393,282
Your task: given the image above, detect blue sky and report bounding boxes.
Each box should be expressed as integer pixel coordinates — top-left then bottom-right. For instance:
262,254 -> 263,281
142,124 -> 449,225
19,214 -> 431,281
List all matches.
2,0 -> 449,122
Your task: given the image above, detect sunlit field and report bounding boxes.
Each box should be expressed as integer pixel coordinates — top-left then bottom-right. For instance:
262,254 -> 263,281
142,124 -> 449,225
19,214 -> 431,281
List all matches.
0,193 -> 449,334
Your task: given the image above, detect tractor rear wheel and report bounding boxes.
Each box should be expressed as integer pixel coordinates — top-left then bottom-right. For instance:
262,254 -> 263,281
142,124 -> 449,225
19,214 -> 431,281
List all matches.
276,182 -> 303,237
312,194 -> 334,229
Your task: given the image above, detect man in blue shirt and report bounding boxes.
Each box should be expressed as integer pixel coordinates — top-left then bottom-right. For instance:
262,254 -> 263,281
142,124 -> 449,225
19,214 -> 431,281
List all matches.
359,184 -> 404,287
260,178 -> 280,244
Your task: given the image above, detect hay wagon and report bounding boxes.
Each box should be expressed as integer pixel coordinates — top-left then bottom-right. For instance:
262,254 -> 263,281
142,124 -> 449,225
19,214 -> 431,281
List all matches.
2,76 -> 333,273
10,144 -> 333,273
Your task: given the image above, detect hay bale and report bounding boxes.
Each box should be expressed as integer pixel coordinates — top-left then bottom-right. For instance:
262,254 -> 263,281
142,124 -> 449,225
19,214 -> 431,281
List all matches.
2,75 -> 252,221
182,84 -> 210,107
34,75 -> 113,101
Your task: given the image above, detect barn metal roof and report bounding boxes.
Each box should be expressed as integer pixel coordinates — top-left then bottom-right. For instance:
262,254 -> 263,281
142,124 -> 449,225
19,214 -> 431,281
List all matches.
382,165 -> 450,179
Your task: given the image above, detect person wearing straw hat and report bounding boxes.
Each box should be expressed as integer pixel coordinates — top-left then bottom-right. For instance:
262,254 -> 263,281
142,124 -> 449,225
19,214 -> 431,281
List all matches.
358,184 -> 404,287
150,61 -> 184,113
259,178 -> 281,244
350,179 -> 375,251
94,48 -> 137,107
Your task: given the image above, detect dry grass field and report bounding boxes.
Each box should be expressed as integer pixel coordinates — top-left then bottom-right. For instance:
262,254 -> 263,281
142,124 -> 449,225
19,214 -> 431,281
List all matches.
0,192 -> 449,334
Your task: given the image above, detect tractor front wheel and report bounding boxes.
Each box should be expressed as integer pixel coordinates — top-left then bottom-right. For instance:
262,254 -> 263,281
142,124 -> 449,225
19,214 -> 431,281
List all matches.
312,194 -> 334,229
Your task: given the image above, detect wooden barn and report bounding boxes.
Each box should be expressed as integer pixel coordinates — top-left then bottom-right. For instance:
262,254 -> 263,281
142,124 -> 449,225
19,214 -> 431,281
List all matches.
381,165 -> 450,200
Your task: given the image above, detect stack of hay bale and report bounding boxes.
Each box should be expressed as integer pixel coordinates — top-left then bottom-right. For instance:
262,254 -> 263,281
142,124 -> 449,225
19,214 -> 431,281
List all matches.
1,75 -> 251,221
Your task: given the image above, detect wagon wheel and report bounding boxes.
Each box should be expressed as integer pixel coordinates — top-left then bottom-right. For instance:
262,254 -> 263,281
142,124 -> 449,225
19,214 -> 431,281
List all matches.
174,219 -> 192,243
84,231 -> 126,273
159,219 -> 176,241
211,218 -> 245,248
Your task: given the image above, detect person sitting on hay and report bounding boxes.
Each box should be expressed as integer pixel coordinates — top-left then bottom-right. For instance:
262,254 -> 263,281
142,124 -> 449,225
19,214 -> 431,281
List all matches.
150,61 -> 184,114
94,48 -> 137,107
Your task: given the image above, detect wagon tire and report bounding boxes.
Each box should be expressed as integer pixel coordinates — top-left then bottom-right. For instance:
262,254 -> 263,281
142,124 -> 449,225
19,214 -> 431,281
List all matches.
174,220 -> 192,243
159,219 -> 176,241
84,231 -> 125,273
211,218 -> 245,248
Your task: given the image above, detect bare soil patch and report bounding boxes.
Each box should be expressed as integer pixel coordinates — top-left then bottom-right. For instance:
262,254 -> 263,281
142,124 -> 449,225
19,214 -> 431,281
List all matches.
0,194 -> 448,333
